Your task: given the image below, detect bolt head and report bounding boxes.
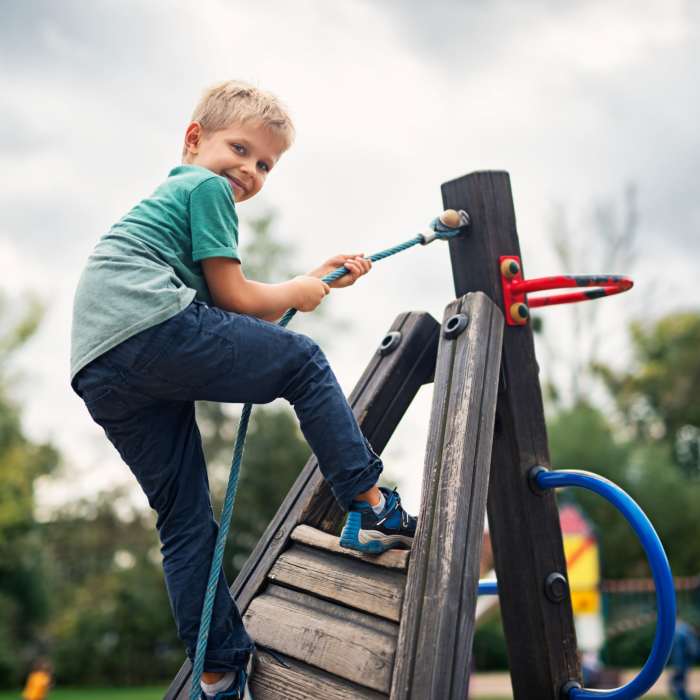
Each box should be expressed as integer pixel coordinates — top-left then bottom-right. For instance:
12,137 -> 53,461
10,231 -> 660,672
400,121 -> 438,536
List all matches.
510,303 -> 529,325
500,258 -> 521,279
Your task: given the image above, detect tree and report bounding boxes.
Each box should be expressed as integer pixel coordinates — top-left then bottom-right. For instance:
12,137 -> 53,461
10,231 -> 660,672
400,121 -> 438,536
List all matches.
595,311 -> 700,477
0,294 -> 59,687
537,185 -> 639,409
42,491 -> 182,686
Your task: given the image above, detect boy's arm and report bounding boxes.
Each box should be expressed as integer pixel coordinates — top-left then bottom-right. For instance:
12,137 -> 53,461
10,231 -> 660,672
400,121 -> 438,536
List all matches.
202,258 -> 329,321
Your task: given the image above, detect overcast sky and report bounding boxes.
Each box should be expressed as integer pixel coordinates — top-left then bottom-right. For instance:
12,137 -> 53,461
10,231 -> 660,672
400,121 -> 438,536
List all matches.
3,0 -> 699,517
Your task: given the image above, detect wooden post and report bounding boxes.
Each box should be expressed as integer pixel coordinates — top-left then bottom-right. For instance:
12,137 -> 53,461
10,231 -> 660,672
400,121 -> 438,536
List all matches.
441,171 -> 581,698
391,292 -> 503,700
165,311 -> 440,700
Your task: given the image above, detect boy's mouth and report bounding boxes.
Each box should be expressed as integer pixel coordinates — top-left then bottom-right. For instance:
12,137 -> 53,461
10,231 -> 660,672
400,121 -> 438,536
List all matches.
225,174 -> 247,196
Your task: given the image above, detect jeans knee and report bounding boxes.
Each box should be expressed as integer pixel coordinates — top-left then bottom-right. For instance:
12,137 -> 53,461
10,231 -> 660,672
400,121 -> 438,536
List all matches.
282,337 -> 330,401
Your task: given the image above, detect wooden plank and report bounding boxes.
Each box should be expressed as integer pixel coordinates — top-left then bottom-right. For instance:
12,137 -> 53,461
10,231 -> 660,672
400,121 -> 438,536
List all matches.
290,524 -> 410,571
268,543 -> 406,621
391,292 -> 503,700
243,584 -> 397,693
165,312 -> 439,700
251,649 -> 386,700
442,171 -> 580,698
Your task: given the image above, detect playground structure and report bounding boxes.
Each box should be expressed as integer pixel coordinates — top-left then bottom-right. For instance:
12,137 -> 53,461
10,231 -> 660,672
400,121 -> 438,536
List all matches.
163,171 -> 675,699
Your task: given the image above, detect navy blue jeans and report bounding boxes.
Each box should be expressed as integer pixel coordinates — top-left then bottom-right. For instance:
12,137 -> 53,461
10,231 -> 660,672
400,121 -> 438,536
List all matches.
71,300 -> 383,672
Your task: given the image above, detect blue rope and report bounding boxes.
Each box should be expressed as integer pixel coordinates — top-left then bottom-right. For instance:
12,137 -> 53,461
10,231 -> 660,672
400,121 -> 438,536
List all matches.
189,216 -> 465,699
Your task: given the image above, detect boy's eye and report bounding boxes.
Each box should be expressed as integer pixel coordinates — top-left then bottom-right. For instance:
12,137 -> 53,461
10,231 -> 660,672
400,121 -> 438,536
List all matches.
258,162 -> 270,173
232,143 -> 245,154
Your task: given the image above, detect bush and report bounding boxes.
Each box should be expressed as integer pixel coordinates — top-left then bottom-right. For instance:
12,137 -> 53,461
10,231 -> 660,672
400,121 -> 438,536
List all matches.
472,612 -> 509,670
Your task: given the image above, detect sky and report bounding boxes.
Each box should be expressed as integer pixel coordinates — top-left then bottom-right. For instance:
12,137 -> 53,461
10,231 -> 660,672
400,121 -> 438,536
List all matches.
2,0 -> 699,518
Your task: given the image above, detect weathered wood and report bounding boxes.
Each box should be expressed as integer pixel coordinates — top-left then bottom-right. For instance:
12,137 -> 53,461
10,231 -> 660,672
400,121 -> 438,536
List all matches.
165,312 -> 439,700
251,649 -> 386,700
243,584 -> 397,693
442,171 -> 581,698
268,543 -> 406,621
290,524 -> 410,570
391,292 -> 503,700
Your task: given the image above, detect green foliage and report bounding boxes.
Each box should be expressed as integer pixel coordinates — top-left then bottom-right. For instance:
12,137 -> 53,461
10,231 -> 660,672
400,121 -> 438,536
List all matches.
472,612 -> 509,670
40,493 -> 182,686
595,312 -> 700,476
197,402 -> 311,581
0,294 -> 59,687
238,211 -> 298,283
548,401 -> 700,578
600,621 -> 657,667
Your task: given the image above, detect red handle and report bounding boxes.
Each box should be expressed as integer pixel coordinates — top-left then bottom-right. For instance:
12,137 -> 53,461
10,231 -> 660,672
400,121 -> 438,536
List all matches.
500,257 -> 634,326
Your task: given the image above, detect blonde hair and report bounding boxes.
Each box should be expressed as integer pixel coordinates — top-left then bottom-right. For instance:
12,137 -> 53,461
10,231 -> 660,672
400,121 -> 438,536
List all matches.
184,80 -> 295,157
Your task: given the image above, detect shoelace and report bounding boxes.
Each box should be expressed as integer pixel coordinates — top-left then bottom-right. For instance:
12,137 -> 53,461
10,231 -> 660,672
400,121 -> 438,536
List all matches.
377,487 -> 411,528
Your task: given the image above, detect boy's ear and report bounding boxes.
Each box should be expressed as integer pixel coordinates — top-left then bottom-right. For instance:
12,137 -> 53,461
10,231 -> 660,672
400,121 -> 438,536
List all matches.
184,121 -> 203,154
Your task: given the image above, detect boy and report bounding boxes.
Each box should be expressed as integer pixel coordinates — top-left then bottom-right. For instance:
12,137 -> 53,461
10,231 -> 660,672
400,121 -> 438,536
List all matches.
70,80 -> 417,699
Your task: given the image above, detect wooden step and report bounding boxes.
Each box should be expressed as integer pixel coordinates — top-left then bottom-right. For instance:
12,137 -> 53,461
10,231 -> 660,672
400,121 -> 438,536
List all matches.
250,648 -> 385,700
268,543 -> 406,621
290,524 -> 411,571
243,584 -> 398,694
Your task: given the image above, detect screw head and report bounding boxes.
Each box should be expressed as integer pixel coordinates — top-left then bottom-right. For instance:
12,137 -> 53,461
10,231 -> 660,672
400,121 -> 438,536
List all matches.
500,258 -> 521,279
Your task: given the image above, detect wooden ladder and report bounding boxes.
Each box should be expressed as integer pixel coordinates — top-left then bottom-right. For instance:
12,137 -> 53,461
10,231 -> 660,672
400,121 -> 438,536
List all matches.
166,292 -> 503,699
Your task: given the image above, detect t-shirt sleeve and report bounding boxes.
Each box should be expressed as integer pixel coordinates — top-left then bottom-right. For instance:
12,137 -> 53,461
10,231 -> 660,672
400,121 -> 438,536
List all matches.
189,176 -> 241,262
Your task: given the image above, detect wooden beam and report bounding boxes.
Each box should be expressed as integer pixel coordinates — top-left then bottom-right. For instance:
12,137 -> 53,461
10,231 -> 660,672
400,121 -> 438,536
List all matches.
251,650 -> 385,700
268,544 -> 406,621
391,292 -> 503,700
441,171 -> 580,698
165,311 -> 439,700
243,584 -> 397,693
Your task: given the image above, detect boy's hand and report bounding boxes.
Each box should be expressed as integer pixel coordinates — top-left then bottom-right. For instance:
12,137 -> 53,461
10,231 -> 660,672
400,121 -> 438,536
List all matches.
291,275 -> 331,311
308,254 -> 372,289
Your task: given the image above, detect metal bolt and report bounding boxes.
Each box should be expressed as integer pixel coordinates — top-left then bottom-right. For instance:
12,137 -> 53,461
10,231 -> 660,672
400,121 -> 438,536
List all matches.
500,257 -> 521,279
379,331 -> 402,356
443,313 -> 470,339
509,302 -> 529,325
544,572 -> 569,603
560,680 -> 582,699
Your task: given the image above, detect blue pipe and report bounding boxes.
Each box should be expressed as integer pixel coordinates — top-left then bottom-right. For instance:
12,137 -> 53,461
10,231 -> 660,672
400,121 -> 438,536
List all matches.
533,468 -> 676,699
478,580 -> 498,596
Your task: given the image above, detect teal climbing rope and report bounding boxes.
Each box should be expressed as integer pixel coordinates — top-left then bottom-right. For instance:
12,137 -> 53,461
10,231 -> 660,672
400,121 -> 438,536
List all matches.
189,211 -> 469,699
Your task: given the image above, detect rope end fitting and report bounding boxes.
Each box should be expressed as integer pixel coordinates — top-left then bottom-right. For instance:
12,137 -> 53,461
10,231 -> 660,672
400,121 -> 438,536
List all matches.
419,209 -> 471,245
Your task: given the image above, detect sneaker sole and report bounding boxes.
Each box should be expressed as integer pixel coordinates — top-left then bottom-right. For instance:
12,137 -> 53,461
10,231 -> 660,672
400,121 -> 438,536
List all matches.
339,512 -> 414,553
242,654 -> 254,700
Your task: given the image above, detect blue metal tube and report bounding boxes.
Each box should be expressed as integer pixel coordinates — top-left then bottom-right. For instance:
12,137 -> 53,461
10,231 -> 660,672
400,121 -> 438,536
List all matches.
478,580 -> 498,596
533,468 -> 676,699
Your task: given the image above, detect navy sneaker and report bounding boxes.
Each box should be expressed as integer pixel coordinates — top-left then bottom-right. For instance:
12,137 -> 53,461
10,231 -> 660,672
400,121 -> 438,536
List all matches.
200,653 -> 254,699
339,486 -> 417,554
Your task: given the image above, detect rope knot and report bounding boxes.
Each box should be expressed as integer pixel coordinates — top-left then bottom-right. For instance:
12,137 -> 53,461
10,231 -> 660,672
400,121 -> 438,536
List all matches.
419,209 -> 470,245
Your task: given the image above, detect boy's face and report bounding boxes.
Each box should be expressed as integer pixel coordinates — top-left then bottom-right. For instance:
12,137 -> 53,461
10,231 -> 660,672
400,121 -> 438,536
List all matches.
183,120 -> 286,203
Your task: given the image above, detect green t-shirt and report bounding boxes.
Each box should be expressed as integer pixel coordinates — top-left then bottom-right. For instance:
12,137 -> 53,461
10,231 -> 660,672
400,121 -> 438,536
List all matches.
70,164 -> 240,380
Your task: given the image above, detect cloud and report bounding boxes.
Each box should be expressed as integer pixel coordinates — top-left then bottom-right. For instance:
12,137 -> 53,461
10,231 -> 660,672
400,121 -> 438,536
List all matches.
4,0 -> 699,515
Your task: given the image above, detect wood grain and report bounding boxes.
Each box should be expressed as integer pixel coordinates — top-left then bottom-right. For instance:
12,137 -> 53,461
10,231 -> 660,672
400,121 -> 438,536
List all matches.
442,171 -> 581,699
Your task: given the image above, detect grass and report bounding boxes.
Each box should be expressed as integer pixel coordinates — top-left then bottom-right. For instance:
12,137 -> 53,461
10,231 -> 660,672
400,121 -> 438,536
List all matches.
0,688 -> 166,700
0,692 -> 680,699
